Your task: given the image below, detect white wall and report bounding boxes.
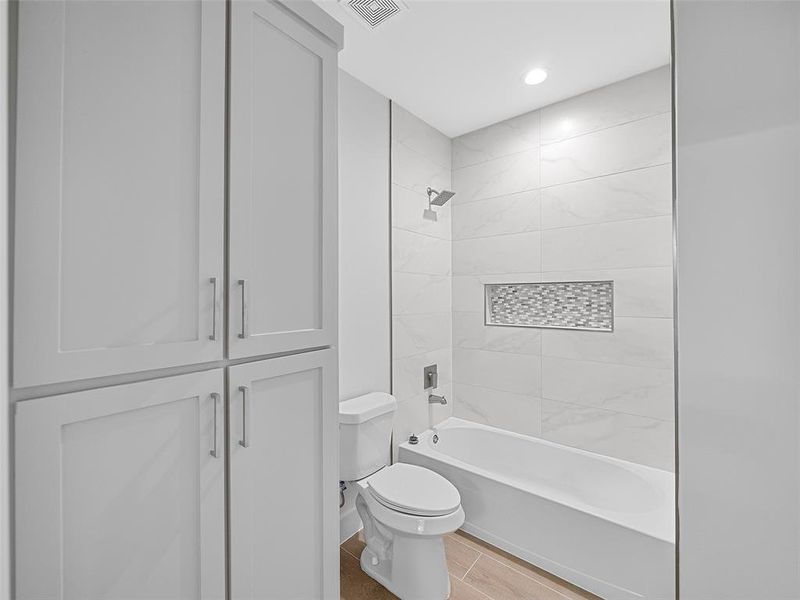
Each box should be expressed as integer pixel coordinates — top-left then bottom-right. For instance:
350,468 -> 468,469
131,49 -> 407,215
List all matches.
390,103 -> 453,457
675,1 -> 800,597
450,67 -> 674,470
337,71 -> 390,542
338,71 -> 391,402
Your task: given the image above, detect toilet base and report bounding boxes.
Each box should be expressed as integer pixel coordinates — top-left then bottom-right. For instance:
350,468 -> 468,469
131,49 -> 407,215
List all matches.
360,538 -> 451,600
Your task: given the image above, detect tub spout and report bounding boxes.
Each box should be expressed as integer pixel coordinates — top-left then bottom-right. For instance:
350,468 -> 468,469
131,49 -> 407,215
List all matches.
428,394 -> 447,405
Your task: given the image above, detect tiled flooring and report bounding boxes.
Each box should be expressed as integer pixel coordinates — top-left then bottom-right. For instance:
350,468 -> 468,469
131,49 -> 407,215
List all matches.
340,530 -> 601,600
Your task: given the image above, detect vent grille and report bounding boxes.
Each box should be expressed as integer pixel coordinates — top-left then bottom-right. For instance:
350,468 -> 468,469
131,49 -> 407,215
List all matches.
342,0 -> 407,30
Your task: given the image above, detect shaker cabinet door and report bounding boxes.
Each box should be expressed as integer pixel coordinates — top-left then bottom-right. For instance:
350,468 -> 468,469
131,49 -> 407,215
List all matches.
228,350 -> 339,599
229,0 -> 338,359
15,370 -> 226,600
13,0 -> 226,387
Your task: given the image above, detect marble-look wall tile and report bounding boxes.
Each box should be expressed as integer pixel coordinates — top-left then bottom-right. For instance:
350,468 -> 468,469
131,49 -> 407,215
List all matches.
542,356 -> 674,421
453,148 -> 539,205
453,311 -> 542,355
541,216 -> 672,272
453,348 -> 541,396
451,191 -> 540,240
452,231 -> 542,275
541,267 -> 673,319
446,70 -> 674,470
453,383 -> 541,437
393,347 -> 452,403
541,164 -> 672,229
540,113 -> 671,187
452,110 -> 540,169
392,184 -> 451,240
392,273 -> 450,315
541,316 -> 674,369
541,399 -> 674,471
393,313 -> 451,360
393,383 -> 453,459
452,272 -> 542,313
392,140 -> 450,196
392,228 -> 451,275
391,103 -> 453,444
540,66 -> 671,144
391,103 -> 451,169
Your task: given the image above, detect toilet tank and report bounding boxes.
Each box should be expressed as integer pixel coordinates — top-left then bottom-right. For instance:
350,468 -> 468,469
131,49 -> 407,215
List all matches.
339,392 -> 397,481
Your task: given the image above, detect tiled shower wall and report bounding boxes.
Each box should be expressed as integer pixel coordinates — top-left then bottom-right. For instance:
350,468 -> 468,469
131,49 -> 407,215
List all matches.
390,104 -> 453,456
451,66 -> 674,470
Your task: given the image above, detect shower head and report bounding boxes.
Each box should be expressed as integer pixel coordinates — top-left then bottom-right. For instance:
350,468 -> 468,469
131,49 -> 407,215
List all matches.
427,187 -> 456,207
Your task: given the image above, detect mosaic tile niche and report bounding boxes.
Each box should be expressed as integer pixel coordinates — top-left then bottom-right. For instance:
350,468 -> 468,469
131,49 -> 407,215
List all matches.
485,281 -> 614,331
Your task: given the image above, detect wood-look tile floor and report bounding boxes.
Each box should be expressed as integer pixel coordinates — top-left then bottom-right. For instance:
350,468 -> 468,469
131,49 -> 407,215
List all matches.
340,530 -> 602,600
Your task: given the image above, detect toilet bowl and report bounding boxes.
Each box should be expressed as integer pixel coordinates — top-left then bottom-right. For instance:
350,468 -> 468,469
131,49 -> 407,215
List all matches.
354,463 -> 465,599
339,392 -> 465,600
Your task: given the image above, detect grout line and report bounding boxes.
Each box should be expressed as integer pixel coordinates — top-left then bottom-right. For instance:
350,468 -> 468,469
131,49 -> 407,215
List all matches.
477,552 -> 575,600
453,110 -> 671,171
340,545 -> 360,561
458,576 -> 494,600
461,551 -> 482,581
450,212 -> 673,243
453,263 -> 674,277
539,111 -> 673,148
452,162 -> 672,208
392,137 -> 452,171
393,224 -> 451,242
453,309 -> 673,322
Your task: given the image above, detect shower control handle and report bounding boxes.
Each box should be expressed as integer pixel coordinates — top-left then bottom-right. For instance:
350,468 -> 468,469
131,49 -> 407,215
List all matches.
238,279 -> 248,339
239,385 -> 250,448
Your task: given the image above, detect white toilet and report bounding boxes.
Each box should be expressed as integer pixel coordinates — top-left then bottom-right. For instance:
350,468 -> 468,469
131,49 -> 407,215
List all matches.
340,392 -> 465,600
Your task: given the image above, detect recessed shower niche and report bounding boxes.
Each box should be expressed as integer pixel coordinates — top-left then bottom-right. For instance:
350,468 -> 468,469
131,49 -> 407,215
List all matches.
484,281 -> 614,332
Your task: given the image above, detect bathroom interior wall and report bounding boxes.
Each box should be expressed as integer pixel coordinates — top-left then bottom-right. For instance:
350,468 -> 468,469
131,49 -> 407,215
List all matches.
675,1 -> 800,596
451,66 -> 674,470
338,71 -> 391,401
390,103 -> 453,457
337,71 -> 391,542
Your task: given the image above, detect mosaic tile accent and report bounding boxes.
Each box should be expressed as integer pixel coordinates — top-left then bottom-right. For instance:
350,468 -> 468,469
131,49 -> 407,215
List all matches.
485,281 -> 614,331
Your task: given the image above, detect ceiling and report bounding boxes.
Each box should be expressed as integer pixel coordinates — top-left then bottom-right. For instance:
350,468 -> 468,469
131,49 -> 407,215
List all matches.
316,0 -> 671,138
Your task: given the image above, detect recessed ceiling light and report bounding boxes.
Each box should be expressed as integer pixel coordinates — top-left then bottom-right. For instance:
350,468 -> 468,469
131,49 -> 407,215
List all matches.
524,68 -> 548,86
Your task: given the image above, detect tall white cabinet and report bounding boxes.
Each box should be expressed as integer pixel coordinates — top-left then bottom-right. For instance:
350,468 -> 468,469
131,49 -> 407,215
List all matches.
12,1 -> 343,599
228,351 -> 338,600
228,0 -> 338,359
15,371 -> 227,600
13,0 -> 227,388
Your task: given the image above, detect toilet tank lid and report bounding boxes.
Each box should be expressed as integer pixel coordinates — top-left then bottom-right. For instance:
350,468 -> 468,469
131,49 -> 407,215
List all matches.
339,392 -> 397,424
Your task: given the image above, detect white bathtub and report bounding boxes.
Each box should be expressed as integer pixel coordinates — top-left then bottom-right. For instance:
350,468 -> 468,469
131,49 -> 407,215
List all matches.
398,417 -> 675,600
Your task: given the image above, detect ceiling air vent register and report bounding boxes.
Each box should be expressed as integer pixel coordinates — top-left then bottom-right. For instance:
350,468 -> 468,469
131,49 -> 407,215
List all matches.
341,0 -> 409,30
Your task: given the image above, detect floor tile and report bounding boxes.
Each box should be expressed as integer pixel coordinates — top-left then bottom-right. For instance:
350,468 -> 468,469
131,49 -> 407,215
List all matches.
450,575 -> 493,600
445,535 -> 482,579
452,531 -> 600,600
342,529 -> 599,600
339,548 -> 398,600
341,531 -> 366,560
463,555 -> 572,600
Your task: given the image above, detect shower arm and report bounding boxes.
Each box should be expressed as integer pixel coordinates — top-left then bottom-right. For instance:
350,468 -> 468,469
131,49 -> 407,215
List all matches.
427,187 -> 438,210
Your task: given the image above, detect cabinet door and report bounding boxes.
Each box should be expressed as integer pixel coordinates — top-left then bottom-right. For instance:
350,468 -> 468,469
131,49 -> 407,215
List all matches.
13,1 -> 226,387
15,370 -> 226,600
229,0 -> 339,359
229,350 -> 338,599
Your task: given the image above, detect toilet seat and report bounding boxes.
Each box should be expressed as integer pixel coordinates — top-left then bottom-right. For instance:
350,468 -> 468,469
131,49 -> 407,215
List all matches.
366,463 -> 461,517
